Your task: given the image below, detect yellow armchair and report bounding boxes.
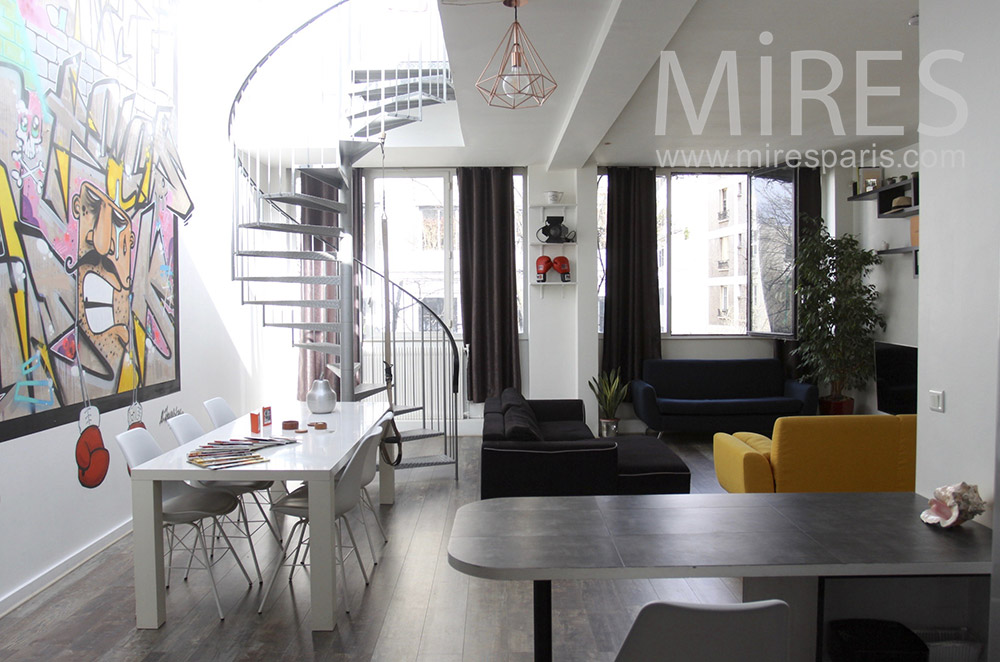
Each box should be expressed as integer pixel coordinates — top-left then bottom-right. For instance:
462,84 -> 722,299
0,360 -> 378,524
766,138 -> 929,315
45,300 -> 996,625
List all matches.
713,415 -> 916,493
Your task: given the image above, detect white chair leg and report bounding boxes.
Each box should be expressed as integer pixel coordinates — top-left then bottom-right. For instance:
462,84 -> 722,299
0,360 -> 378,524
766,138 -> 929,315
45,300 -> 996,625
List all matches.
359,502 -> 377,565
215,517 -> 253,587
249,490 -> 281,542
238,497 -> 263,583
259,518 -> 304,614
288,520 -> 309,583
195,523 -> 225,620
362,487 -> 388,542
342,517 -> 369,585
165,525 -> 175,589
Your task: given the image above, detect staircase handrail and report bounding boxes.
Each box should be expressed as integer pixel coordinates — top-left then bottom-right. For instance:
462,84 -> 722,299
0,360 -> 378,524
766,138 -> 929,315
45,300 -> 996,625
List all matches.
354,258 -> 460,395
227,0 -> 351,141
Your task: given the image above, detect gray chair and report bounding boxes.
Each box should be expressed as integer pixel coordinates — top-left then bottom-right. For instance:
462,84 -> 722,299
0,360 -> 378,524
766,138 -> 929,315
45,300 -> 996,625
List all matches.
615,599 -> 790,662
356,411 -> 393,563
203,397 -> 238,428
258,417 -> 392,614
115,427 -> 252,620
166,412 -> 277,580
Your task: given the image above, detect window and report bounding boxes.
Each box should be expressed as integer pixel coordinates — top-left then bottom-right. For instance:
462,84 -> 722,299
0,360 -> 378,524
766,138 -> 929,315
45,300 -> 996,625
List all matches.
368,169 -> 524,337
597,168 -> 799,337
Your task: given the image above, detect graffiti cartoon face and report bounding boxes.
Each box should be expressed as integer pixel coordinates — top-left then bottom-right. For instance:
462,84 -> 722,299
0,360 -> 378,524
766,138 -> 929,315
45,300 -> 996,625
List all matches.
73,181 -> 134,367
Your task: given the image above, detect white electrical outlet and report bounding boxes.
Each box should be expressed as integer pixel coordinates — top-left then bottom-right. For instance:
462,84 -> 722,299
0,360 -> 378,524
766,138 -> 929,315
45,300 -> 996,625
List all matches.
929,390 -> 945,413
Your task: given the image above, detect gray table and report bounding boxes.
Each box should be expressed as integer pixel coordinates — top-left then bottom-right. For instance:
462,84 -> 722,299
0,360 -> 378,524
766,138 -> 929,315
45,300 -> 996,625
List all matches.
448,492 -> 992,661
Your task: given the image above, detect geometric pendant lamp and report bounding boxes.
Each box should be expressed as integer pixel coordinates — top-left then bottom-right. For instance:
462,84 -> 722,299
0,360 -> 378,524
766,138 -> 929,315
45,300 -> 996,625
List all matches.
475,0 -> 557,109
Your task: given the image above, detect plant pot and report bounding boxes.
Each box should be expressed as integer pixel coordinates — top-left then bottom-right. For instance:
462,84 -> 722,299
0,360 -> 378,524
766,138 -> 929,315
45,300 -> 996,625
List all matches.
819,396 -> 854,415
599,419 -> 619,438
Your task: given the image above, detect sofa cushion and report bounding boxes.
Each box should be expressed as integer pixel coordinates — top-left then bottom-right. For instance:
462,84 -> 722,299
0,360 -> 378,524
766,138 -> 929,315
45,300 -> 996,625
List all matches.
614,435 -> 691,495
483,411 -> 506,441
733,432 -> 773,462
504,405 -> 543,441
656,396 -> 803,416
539,420 -> 594,441
643,358 -> 785,399
500,387 -> 530,412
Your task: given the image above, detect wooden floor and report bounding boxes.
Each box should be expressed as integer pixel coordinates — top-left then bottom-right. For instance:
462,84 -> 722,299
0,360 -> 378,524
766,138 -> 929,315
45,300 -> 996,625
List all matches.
0,433 -> 734,661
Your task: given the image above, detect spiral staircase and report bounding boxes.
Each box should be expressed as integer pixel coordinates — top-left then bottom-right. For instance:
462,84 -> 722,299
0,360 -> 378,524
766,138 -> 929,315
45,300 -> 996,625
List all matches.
227,1 -> 459,475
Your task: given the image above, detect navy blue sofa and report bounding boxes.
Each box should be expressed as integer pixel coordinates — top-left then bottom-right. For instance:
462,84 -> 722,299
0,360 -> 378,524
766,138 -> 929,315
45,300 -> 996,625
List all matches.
630,358 -> 818,435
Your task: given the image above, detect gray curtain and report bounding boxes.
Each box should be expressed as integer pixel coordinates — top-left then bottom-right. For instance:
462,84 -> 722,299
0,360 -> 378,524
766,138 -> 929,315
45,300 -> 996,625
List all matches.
457,167 -> 521,402
602,166 -> 661,383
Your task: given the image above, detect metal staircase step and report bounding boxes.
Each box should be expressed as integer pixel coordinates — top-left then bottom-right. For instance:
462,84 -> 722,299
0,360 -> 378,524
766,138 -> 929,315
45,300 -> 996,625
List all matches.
264,193 -> 347,215
293,341 -> 341,355
240,222 -> 343,239
236,275 -> 341,285
392,405 -> 422,416
326,362 -> 361,380
266,322 -> 340,332
397,454 -> 455,470
252,299 -> 342,309
353,68 -> 448,83
350,96 -> 442,120
354,79 -> 454,102
354,116 -> 416,137
236,250 -> 338,261
355,383 -> 388,401
298,167 -> 348,190
399,428 -> 443,443
339,140 -> 379,165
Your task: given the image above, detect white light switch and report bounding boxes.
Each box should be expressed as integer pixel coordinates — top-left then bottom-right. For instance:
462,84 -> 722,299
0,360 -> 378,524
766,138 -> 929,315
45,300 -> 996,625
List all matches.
929,390 -> 945,413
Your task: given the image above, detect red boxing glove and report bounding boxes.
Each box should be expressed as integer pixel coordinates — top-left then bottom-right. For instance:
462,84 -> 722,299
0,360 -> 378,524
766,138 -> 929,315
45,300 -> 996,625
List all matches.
76,425 -> 110,488
536,255 -> 553,282
552,256 -> 571,282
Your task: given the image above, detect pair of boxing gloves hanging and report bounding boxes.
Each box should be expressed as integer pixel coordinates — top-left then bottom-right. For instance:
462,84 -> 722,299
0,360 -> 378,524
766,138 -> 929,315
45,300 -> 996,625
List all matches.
536,255 -> 571,283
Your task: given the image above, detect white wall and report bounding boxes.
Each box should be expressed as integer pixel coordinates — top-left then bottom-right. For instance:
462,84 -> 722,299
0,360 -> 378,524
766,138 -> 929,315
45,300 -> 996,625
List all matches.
917,0 -> 1000,511
0,0 -> 321,616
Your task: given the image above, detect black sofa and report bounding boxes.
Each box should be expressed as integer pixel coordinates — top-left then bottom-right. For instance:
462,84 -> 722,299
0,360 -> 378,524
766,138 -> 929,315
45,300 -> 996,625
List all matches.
481,388 -> 690,499
630,358 -> 818,435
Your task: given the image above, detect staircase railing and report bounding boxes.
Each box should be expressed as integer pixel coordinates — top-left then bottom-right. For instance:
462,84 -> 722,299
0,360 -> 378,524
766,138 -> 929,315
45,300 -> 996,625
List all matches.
225,0 -> 458,475
356,260 -> 460,474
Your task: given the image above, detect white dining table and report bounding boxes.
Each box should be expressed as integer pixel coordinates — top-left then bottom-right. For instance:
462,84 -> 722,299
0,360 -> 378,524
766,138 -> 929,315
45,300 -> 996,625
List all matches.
130,399 -> 389,631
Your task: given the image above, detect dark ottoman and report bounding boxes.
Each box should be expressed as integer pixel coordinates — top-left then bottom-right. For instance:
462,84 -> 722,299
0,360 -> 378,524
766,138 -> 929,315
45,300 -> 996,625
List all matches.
613,435 -> 691,495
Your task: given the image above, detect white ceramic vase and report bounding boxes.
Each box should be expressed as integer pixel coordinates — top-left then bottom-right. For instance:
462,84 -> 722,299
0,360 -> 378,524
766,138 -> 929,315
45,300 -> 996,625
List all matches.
306,378 -> 337,414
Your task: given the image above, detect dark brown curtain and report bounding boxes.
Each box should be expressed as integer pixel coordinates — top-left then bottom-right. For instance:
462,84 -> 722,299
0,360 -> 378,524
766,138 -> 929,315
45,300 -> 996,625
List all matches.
457,167 -> 521,402
601,166 -> 661,382
296,170 -> 364,399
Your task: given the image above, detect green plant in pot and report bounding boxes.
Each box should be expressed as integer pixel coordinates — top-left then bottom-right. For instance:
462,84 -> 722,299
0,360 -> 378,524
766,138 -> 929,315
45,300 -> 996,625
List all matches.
588,367 -> 628,437
795,218 -> 886,414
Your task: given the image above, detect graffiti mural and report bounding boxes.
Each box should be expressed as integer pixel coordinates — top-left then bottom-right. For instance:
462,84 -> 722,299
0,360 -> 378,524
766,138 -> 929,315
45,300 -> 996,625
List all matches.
0,0 -> 191,453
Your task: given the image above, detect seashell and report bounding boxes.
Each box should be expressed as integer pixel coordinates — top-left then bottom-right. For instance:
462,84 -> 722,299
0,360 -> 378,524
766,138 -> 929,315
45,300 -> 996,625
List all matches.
920,481 -> 986,528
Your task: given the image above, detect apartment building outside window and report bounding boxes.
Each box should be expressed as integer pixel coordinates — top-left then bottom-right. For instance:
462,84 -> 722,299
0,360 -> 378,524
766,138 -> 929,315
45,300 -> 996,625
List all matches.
597,166 -> 798,337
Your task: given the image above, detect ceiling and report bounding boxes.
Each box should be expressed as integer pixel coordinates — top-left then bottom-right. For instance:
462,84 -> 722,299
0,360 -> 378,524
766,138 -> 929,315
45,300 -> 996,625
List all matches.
370,0 -> 920,169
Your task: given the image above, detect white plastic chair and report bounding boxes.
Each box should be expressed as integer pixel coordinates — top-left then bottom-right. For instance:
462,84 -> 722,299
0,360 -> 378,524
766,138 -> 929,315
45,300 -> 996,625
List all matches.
203,397 -> 238,428
166,412 -> 277,580
356,411 -> 393,563
615,599 -> 790,662
258,418 -> 392,614
115,427 -> 252,619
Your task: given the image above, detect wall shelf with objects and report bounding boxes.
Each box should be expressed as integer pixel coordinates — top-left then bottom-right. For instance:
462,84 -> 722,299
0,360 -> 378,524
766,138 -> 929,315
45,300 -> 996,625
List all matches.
848,176 -> 919,218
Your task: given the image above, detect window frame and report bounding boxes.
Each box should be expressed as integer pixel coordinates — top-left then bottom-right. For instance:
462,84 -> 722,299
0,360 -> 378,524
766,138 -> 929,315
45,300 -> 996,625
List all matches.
596,167 -> 800,339
364,167 -> 526,339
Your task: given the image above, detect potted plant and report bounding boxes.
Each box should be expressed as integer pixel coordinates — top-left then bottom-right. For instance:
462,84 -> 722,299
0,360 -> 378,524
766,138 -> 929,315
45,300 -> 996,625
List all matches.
795,219 -> 886,414
588,367 -> 628,437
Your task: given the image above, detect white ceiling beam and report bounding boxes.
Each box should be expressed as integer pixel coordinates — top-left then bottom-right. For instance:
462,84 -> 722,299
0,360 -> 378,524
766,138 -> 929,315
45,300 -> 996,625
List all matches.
546,0 -> 698,170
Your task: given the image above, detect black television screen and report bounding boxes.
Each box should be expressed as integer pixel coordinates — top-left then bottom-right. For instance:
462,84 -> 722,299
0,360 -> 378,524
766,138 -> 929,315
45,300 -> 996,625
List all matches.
874,342 -> 918,415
